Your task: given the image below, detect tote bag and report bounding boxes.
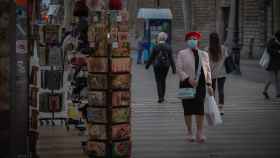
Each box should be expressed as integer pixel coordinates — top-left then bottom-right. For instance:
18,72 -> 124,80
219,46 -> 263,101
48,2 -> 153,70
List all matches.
259,48 -> 270,69
205,93 -> 223,126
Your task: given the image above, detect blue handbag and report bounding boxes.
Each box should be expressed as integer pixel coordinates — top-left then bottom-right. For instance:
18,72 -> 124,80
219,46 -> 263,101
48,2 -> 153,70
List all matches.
177,52 -> 202,99
177,88 -> 197,99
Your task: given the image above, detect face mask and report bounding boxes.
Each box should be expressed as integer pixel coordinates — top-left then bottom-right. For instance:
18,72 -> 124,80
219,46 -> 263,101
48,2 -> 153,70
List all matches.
187,39 -> 198,49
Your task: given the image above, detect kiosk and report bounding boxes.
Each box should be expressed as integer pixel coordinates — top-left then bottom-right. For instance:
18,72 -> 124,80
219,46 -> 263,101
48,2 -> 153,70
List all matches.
137,8 -> 173,56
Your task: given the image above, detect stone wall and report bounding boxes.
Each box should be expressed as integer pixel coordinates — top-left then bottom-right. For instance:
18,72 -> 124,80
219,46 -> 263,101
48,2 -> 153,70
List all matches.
128,0 -> 275,58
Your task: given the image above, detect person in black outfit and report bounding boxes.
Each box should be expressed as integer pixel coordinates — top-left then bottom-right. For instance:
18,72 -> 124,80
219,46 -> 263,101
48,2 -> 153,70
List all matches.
146,32 -> 176,103
263,30 -> 280,98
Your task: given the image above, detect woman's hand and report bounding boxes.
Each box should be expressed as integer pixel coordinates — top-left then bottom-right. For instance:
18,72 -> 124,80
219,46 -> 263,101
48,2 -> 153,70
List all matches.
188,79 -> 198,87
207,86 -> 214,96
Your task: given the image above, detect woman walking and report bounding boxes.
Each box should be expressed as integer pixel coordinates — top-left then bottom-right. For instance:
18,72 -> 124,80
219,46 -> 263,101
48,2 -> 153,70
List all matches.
146,32 -> 176,103
176,32 -> 213,143
208,32 -> 229,115
263,30 -> 280,99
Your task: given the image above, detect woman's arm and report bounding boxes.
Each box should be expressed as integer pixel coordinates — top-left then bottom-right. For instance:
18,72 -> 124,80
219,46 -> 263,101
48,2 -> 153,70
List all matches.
168,47 -> 176,73
267,39 -> 279,56
176,51 -> 189,81
145,46 -> 157,69
204,52 -> 212,86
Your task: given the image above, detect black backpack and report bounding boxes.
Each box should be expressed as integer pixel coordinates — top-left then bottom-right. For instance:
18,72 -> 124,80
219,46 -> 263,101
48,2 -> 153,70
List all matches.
154,46 -> 170,67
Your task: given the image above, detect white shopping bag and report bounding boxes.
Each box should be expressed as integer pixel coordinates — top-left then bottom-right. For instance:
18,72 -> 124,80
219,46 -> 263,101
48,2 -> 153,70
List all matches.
259,48 -> 270,69
205,93 -> 223,126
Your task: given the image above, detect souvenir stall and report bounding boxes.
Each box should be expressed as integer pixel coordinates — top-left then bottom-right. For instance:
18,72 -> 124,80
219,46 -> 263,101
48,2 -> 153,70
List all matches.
1,1 -> 14,157
82,0 -> 132,157
28,0 -> 44,157
25,0 -> 132,157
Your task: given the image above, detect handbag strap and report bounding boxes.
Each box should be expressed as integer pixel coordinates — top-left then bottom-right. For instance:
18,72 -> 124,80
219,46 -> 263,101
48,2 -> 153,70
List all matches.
195,51 -> 202,81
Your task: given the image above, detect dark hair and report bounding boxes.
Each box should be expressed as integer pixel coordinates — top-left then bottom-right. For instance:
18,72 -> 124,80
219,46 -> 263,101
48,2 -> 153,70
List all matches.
209,32 -> 222,62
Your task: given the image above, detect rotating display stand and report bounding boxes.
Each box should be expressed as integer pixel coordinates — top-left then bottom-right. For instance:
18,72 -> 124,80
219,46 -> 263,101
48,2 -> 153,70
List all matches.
86,9 -> 131,158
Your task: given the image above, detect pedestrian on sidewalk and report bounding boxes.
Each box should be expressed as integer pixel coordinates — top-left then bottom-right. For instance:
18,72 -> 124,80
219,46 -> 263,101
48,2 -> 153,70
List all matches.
176,32 -> 213,143
136,36 -> 144,64
263,30 -> 280,99
207,32 -> 229,115
145,32 -> 176,103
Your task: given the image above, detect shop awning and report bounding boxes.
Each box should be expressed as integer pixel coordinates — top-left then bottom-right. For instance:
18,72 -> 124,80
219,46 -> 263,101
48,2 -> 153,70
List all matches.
47,4 -> 61,16
137,8 -> 173,20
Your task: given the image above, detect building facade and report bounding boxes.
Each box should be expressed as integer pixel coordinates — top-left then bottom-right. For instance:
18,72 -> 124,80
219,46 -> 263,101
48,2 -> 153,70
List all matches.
129,0 -> 280,58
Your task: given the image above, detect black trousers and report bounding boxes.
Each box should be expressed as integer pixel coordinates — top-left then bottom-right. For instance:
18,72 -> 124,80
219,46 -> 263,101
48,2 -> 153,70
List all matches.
154,66 -> 169,100
212,77 -> 226,104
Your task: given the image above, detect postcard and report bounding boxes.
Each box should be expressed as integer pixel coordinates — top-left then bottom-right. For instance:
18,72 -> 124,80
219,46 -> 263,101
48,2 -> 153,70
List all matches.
88,124 -> 107,140
111,58 -> 131,73
112,108 -> 130,123
87,141 -> 106,157
112,91 -> 130,107
111,74 -> 130,89
88,91 -> 107,107
112,124 -> 130,140
88,57 -> 108,73
112,141 -> 130,157
88,74 -> 108,90
87,107 -> 107,123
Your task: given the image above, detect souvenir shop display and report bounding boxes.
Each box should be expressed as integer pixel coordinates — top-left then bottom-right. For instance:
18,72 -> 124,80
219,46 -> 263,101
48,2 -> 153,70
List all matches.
85,6 -> 131,157
43,25 -> 60,44
37,23 -> 66,125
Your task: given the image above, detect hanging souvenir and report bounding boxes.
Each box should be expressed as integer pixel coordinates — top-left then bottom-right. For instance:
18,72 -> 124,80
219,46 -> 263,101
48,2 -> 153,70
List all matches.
109,0 -> 123,10
74,0 -> 89,17
87,0 -> 105,11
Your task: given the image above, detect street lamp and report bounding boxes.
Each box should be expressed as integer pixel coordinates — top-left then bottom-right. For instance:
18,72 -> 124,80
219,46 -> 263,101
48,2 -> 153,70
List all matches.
232,0 -> 241,75
156,0 -> 160,8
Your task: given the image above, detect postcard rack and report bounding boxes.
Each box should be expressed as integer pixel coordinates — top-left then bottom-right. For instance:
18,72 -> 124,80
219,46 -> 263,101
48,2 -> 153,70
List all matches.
37,24 -> 66,126
86,10 -> 131,158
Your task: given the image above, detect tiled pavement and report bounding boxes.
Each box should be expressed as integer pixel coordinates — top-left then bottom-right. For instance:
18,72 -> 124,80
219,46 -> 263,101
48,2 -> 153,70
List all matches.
131,62 -> 280,158
38,59 -> 280,158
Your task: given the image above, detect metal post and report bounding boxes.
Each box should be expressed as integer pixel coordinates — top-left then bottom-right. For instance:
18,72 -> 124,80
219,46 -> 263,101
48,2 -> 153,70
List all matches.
232,0 -> 241,75
156,0 -> 160,8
